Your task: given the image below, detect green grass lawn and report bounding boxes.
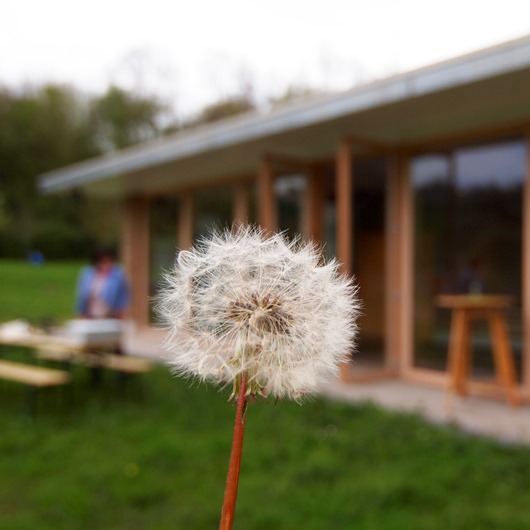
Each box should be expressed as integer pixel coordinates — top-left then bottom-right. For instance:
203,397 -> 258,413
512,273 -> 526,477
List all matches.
1,367 -> 530,530
1,260 -> 530,529
0,260 -> 82,323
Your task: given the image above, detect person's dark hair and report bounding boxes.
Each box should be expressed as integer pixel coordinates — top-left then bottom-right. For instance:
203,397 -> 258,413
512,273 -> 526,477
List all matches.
91,246 -> 116,265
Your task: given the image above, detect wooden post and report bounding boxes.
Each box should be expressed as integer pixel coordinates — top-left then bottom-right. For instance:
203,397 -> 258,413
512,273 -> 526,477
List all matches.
336,140 -> 353,382
488,311 -> 520,407
304,165 -> 324,243
121,196 -> 150,328
385,160 -> 399,372
336,140 -> 353,275
399,154 -> 414,375
385,153 -> 413,375
258,157 -> 276,233
523,133 -> 530,398
178,191 -> 194,250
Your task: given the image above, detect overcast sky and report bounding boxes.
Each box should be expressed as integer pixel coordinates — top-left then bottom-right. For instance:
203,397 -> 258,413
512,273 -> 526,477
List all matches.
2,0 -> 530,117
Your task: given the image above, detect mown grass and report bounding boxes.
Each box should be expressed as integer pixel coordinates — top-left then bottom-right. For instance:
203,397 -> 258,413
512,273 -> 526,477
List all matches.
2,367 -> 530,530
1,260 -> 530,529
0,260 -> 82,323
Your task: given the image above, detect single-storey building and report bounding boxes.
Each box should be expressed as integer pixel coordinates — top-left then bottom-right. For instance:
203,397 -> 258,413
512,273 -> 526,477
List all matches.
39,35 -> 530,401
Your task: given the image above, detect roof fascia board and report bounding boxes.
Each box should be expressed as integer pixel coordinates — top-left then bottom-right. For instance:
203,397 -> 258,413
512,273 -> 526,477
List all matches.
39,35 -> 530,194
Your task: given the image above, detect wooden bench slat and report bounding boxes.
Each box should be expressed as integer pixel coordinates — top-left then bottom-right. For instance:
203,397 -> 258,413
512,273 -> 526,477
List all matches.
100,355 -> 153,373
34,342 -> 83,354
35,349 -> 152,374
0,359 -> 70,387
35,349 -> 74,363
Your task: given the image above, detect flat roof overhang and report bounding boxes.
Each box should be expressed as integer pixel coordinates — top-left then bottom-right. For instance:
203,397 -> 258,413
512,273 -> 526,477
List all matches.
39,34 -> 530,198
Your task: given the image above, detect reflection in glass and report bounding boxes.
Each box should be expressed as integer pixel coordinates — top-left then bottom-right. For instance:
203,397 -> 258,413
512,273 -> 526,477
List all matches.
275,174 -> 306,240
322,164 -> 337,261
247,181 -> 258,226
353,158 -> 386,364
322,158 -> 386,367
413,140 -> 525,378
150,197 -> 179,322
194,186 -> 233,241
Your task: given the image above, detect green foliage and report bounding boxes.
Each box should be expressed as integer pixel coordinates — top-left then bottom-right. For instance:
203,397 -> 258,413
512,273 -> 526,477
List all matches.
0,78 -> 321,260
0,83 -> 168,259
0,84 -> 99,257
1,366 -> 530,530
185,94 -> 255,127
1,261 -> 530,529
268,84 -> 324,107
92,85 -> 166,150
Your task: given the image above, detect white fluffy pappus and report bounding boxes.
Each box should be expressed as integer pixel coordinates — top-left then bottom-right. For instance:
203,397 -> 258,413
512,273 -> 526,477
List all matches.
157,226 -> 360,400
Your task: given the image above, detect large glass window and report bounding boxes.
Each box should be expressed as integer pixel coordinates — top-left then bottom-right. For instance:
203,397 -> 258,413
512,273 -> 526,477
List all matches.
353,158 -> 386,363
322,158 -> 386,367
275,174 -> 307,240
149,197 -> 179,322
413,140 -> 526,377
247,181 -> 258,226
322,164 -> 337,260
194,186 -> 233,241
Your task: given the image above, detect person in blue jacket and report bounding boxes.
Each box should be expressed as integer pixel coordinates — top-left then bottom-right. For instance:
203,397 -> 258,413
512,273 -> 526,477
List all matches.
76,247 -> 131,319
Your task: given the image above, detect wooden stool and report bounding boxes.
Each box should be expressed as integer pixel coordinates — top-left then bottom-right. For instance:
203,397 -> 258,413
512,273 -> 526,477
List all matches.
435,295 -> 520,407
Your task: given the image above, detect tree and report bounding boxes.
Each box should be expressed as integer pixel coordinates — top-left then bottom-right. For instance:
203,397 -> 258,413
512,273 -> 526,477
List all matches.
0,84 -> 100,257
0,83 -> 170,258
0,78 -> 318,259
192,95 -> 255,124
92,85 -> 167,150
268,84 -> 324,108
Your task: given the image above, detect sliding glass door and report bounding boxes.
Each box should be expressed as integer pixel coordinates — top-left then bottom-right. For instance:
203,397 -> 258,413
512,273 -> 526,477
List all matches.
413,139 -> 526,379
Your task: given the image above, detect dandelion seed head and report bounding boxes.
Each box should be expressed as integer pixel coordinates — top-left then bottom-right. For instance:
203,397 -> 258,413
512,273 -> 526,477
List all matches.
157,225 -> 360,400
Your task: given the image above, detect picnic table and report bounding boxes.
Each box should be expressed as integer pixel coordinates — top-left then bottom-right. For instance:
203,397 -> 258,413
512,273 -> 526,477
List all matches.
0,319 -> 153,413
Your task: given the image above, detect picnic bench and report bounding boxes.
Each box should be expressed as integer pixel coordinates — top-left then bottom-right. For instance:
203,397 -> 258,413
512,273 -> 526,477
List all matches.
1,321 -> 153,374
0,358 -> 71,387
0,321 -> 154,407
0,358 -> 71,415
35,346 -> 153,374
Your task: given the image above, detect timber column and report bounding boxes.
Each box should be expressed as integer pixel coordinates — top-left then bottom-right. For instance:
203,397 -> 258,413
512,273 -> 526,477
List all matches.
523,134 -> 530,400
121,196 -> 150,328
336,140 -> 353,275
385,153 -> 413,375
304,164 -> 324,243
336,139 -> 353,381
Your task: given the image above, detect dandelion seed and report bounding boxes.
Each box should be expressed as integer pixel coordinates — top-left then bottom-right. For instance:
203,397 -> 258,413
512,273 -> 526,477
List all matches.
157,225 -> 360,400
156,225 -> 360,530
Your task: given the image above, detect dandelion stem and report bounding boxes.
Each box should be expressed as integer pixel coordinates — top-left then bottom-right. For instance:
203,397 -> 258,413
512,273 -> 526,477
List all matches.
219,372 -> 248,530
